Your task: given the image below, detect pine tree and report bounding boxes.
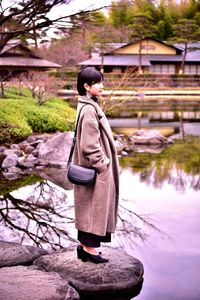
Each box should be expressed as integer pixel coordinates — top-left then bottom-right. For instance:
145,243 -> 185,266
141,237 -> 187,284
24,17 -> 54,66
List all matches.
129,13 -> 156,73
171,18 -> 200,74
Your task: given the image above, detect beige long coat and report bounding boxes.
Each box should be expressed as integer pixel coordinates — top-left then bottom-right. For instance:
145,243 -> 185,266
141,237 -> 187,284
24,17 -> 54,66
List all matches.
73,96 -> 119,236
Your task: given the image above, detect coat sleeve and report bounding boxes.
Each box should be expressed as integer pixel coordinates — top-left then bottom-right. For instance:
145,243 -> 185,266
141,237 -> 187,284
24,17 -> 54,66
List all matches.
79,108 -> 110,173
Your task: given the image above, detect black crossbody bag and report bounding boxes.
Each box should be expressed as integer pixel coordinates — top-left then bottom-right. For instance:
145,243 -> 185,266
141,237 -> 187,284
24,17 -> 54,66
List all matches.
67,104 -> 97,186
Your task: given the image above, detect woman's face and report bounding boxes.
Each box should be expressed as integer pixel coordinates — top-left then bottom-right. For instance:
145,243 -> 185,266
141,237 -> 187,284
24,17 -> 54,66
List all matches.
87,81 -> 104,97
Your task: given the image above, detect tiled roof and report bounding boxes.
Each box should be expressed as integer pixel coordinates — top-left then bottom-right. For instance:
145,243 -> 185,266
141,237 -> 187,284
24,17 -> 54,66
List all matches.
0,57 -> 61,68
79,54 -> 151,66
79,49 -> 200,66
0,39 -> 61,68
149,52 -> 200,62
149,53 -> 200,62
1,40 -> 22,55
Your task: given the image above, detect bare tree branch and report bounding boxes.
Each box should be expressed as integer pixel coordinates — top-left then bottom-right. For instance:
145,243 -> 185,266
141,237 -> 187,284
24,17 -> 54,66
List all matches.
0,0 -> 110,53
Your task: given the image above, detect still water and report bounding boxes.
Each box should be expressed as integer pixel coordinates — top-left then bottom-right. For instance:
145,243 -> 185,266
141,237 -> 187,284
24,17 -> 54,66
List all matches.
119,168 -> 200,300
0,117 -> 200,300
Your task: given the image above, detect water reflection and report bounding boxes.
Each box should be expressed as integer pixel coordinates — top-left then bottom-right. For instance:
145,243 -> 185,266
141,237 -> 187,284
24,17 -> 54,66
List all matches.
0,136 -> 199,250
120,136 -> 200,193
0,175 -> 159,251
0,180 -> 76,250
0,135 -> 200,299
0,138 -> 200,249
109,110 -> 200,139
119,168 -> 200,300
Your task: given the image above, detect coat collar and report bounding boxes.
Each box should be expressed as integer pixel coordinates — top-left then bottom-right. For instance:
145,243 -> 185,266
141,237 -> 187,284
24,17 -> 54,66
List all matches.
78,96 -> 117,154
78,96 -> 104,119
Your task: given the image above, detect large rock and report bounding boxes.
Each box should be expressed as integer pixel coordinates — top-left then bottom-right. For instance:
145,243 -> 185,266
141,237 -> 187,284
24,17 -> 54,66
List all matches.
0,152 -> 6,165
1,154 -> 18,169
129,129 -> 173,145
2,166 -> 23,180
34,166 -> 72,190
4,149 -> 22,157
0,265 -> 79,300
0,241 -> 48,267
38,132 -> 74,167
34,246 -> 144,297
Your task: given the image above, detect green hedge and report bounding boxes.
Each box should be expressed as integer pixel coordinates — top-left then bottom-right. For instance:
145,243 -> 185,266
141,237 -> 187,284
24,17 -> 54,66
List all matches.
0,87 -> 76,143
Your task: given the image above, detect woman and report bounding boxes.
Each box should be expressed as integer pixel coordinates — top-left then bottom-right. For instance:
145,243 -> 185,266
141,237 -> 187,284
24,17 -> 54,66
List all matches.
73,66 -> 119,264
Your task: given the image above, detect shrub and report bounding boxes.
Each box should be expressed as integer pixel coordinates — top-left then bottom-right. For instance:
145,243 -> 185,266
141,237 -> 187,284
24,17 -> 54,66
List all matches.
0,109 -> 32,142
0,87 -> 76,143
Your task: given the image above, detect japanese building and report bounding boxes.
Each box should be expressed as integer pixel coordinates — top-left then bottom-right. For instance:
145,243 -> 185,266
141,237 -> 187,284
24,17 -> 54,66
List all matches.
79,38 -> 200,75
0,40 -> 61,77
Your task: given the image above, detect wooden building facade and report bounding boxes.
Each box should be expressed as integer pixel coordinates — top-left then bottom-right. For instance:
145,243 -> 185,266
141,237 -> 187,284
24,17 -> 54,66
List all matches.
79,38 -> 200,75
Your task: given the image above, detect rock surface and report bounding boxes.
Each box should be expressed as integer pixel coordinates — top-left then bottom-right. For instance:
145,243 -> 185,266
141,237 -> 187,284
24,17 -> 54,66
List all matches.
34,246 -> 144,296
0,241 -> 144,300
38,131 -> 74,167
0,129 -> 173,180
0,132 -> 73,180
0,265 -> 79,300
0,241 -> 48,268
129,129 -> 173,145
1,154 -> 18,168
34,166 -> 73,190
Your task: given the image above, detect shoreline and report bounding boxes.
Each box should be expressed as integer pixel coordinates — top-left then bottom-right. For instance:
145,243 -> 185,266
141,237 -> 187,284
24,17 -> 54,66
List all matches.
58,89 -> 200,102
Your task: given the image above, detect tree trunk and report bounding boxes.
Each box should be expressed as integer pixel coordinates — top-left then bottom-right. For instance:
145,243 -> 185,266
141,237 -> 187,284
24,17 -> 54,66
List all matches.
179,41 -> 187,74
32,22 -> 39,49
138,40 -> 143,74
100,52 -> 104,74
0,81 -> 5,98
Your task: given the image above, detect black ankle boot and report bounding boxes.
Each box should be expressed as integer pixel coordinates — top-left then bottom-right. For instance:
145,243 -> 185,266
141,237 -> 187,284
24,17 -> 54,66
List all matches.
77,245 -> 83,259
77,245 -> 102,259
78,247 -> 108,264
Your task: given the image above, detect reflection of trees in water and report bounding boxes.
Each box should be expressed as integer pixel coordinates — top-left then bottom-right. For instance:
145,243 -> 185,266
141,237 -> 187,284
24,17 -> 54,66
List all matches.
0,180 -> 161,250
0,181 -> 76,250
168,169 -> 200,193
120,136 -> 200,192
148,162 -> 200,193
116,202 -> 167,250
140,163 -> 200,193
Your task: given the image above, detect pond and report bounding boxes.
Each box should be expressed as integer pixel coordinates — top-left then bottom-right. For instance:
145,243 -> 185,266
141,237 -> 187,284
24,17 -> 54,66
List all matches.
0,115 -> 200,300
119,163 -> 200,300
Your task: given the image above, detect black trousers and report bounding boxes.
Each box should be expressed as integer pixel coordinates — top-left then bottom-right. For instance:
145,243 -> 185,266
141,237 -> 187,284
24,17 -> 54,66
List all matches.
78,230 -> 111,248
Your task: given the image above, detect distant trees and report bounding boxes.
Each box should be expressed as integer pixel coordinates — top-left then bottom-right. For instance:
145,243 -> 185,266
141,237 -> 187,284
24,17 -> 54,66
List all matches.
108,0 -> 200,42
171,18 -> 200,74
109,0 -> 134,29
129,13 -> 157,73
38,32 -> 88,67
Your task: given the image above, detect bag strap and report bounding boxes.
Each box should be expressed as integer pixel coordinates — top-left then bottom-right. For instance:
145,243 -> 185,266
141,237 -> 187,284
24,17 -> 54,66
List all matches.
67,104 -> 95,167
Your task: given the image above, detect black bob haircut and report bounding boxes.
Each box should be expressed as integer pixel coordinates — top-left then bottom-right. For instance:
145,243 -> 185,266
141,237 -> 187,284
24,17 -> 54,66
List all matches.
77,67 -> 103,96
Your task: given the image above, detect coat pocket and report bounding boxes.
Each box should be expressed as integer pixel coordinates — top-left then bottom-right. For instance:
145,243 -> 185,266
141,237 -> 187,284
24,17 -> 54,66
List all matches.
97,163 -> 109,181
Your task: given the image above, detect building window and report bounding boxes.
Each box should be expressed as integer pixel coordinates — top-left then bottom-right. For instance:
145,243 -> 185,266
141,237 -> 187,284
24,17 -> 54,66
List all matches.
185,64 -> 199,75
150,64 -> 175,74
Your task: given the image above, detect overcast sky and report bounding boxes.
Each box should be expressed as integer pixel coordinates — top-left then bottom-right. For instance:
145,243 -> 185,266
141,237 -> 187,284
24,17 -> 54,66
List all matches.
66,0 -> 113,12
3,0 -> 113,16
